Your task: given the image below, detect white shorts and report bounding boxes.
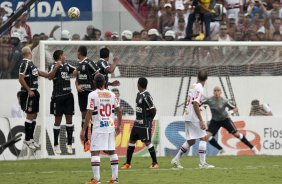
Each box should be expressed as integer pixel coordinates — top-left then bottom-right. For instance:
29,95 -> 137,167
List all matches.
90,131 -> 115,151
185,121 -> 207,140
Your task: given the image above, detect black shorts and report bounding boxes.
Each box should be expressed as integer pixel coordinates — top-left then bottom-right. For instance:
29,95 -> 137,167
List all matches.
19,90 -> 40,114
129,126 -> 152,142
78,91 -> 91,112
50,93 -> 74,116
207,118 -> 237,136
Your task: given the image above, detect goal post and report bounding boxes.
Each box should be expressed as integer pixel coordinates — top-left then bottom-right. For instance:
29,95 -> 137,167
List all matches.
24,41 -> 282,159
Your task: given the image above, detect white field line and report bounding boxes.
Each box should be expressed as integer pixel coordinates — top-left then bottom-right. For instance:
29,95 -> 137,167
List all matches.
0,165 -> 280,175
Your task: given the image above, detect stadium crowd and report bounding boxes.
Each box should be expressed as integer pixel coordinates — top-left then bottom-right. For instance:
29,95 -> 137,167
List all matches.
1,0 -> 282,78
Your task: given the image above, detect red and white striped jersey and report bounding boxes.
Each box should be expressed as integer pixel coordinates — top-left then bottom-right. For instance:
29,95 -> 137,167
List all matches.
87,89 -> 120,133
183,83 -> 204,123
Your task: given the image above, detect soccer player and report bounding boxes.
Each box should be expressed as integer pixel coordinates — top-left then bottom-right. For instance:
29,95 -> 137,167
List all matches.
18,46 -> 50,150
96,47 -> 120,89
121,77 -> 158,169
203,86 -> 259,154
171,70 -> 215,169
81,74 -> 122,184
48,50 -> 76,154
75,46 -> 100,151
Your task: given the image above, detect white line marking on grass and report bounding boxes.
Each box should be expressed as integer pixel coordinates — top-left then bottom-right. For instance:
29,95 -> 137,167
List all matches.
1,165 -> 280,175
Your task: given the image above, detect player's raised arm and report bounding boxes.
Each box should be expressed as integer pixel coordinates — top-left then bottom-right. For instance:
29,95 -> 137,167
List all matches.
48,61 -> 61,80
106,56 -> 119,73
37,70 -> 49,78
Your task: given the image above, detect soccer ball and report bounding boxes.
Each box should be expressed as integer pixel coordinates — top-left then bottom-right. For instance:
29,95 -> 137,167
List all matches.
68,7 -> 80,19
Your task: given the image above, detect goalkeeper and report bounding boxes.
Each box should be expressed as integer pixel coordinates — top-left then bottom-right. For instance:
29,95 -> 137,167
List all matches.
185,0 -> 216,40
202,86 -> 259,155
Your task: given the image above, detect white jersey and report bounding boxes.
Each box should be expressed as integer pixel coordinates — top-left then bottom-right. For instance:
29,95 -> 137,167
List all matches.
87,89 -> 120,133
183,83 -> 204,123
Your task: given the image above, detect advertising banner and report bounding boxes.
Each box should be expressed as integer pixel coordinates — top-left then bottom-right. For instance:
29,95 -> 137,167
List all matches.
0,0 -> 92,21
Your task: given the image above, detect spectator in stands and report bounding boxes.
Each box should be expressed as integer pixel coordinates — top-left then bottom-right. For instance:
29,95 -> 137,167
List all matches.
121,30 -> 133,41
83,25 -> 95,40
268,10 -> 279,32
21,37 -> 28,47
104,31 -> 112,41
49,25 -> 60,40
111,32 -> 120,41
227,14 -> 237,38
10,16 -> 27,41
164,30 -> 176,41
61,30 -> 71,40
159,3 -> 175,36
148,28 -> 161,41
8,32 -> 22,79
140,29 -> 149,40
267,0 -> 282,19
20,12 -> 32,39
174,3 -> 185,31
226,0 -> 242,25
269,18 -> 282,40
272,31 -> 281,41
72,34 -> 80,40
157,0 -> 166,17
174,18 -> 186,39
256,26 -> 267,40
11,91 -> 25,118
249,99 -> 273,116
28,34 -> 40,51
40,32 -> 48,40
248,0 -> 268,22
212,23 -> 234,41
132,31 -> 141,41
234,30 -> 243,40
0,35 -> 10,78
145,12 -> 159,30
185,0 -> 216,40
94,29 -> 102,40
111,88 -> 134,116
0,7 -> 8,22
183,0 -> 191,26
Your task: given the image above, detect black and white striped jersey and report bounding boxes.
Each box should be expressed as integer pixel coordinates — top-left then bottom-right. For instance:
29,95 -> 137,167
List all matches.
76,58 -> 100,91
48,62 -> 76,97
19,59 -> 39,91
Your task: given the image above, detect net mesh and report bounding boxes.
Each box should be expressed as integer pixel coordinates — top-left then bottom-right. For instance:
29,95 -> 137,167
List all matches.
25,42 -> 282,158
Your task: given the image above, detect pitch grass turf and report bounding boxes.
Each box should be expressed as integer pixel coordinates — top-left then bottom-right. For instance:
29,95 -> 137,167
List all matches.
1,156 -> 282,184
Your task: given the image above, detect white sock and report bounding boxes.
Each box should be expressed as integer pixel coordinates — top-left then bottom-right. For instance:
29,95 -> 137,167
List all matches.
110,154 -> 119,180
175,141 -> 190,160
198,140 -> 207,165
91,156 -> 100,181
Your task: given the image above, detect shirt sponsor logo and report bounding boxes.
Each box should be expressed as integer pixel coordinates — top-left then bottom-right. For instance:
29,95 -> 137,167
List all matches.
98,92 -> 111,98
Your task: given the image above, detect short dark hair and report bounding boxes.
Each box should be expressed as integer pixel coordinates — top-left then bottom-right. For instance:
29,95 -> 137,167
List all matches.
197,69 -> 208,81
78,46 -> 87,57
100,48 -> 110,58
94,73 -> 105,88
53,50 -> 64,61
138,77 -> 148,89
133,31 -> 140,36
111,88 -> 119,93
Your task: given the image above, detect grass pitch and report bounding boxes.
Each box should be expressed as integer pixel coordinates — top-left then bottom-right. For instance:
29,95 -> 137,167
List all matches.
1,156 -> 282,184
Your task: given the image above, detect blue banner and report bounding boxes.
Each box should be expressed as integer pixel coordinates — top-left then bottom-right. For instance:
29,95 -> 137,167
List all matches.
0,0 -> 92,21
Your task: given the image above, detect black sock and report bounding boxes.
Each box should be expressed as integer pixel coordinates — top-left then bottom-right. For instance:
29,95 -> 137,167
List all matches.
53,125 -> 60,146
24,121 -> 33,141
241,135 -> 253,149
209,138 -> 223,150
148,146 -> 158,164
31,121 -> 36,139
126,146 -> 135,164
66,125 -> 74,145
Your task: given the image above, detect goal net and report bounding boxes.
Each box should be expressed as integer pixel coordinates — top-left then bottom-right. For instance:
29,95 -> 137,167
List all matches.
18,41 -> 282,159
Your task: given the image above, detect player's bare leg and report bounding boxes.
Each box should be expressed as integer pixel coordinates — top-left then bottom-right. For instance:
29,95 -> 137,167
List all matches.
121,140 -> 136,169
171,139 -> 195,169
233,132 -> 258,154
144,141 -> 158,168
81,111 -> 91,152
53,115 -> 62,154
65,114 -> 74,154
86,151 -> 101,184
198,136 -> 215,169
107,150 -> 119,184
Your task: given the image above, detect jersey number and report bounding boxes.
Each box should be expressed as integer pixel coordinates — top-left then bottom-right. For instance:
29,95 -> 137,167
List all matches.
100,104 -> 112,117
